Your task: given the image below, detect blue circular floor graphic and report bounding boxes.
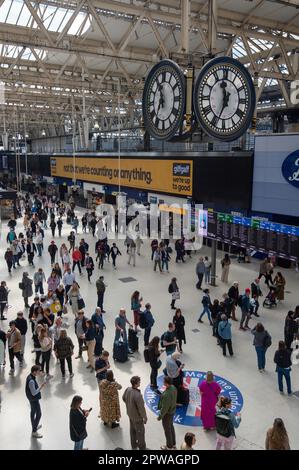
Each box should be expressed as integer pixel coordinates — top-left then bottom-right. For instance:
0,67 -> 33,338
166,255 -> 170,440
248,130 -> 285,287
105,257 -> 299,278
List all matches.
144,371 -> 243,427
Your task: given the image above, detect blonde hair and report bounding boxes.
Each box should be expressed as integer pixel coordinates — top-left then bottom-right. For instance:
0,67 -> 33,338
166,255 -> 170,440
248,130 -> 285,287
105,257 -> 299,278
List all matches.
206,371 -> 214,383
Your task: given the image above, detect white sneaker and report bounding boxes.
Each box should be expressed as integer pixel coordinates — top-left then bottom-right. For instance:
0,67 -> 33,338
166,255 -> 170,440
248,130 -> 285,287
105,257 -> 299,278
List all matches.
32,432 -> 43,438
37,425 -> 42,430
46,374 -> 53,380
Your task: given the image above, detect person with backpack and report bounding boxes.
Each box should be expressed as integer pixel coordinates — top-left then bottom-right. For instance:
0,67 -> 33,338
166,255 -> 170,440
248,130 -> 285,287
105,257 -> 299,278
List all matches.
161,323 -> 178,356
239,289 -> 251,331
215,396 -> 241,450
218,314 -> 233,357
198,289 -> 213,325
168,278 -> 179,310
251,323 -> 272,372
140,303 -> 155,347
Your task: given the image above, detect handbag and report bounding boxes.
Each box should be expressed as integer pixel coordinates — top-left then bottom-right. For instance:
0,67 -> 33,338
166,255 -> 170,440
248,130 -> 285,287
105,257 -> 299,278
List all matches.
78,297 -> 85,310
172,291 -> 180,300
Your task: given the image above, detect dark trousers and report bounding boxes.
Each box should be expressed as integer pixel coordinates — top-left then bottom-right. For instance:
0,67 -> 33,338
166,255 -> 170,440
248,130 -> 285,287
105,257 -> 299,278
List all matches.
6,261 -> 12,272
35,283 -> 44,294
30,400 -> 42,433
41,350 -> 51,374
72,261 -> 82,274
150,366 -> 158,388
59,356 -> 73,375
51,229 -> 55,237
77,337 -> 86,356
9,348 -> 22,369
65,284 -> 72,299
58,229 -> 62,237
277,367 -> 292,394
87,269 -> 93,281
50,255 -> 56,264
144,327 -> 151,347
221,339 -> 233,356
171,299 -> 176,309
162,413 -> 176,448
196,273 -> 204,289
255,346 -> 266,370
97,292 -> 104,310
129,419 -> 146,450
35,351 -> 42,366
112,256 -> 117,267
0,303 -> 6,318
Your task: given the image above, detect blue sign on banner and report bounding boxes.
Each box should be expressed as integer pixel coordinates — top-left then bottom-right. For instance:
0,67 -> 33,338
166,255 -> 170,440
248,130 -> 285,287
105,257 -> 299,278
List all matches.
282,150 -> 299,189
144,371 -> 243,427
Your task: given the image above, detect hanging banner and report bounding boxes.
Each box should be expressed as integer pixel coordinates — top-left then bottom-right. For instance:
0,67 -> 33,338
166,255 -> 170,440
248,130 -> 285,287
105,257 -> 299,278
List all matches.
50,157 -> 193,196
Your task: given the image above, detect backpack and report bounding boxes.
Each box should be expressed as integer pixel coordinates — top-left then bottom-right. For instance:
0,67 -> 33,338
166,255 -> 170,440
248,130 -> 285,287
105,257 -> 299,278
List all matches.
215,411 -> 233,438
139,312 -> 147,329
264,332 -> 272,349
160,333 -> 165,348
237,295 -> 243,308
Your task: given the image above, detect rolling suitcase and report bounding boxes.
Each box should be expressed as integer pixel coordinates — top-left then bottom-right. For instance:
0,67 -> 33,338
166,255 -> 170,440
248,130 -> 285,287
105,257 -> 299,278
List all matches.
177,386 -> 190,406
128,328 -> 139,352
113,339 -> 128,363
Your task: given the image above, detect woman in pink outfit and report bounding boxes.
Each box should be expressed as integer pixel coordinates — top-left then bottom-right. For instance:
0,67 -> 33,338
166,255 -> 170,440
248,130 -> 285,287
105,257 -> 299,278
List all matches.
199,371 -> 222,430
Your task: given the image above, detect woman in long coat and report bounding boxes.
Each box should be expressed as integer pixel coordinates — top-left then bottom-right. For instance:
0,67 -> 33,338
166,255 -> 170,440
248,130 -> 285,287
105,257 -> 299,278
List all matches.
199,371 -> 221,431
173,308 -> 186,353
99,370 -> 122,428
274,272 -> 286,301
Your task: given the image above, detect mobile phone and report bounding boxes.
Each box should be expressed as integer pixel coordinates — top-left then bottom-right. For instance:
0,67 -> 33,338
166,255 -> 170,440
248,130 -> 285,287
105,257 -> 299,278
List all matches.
88,407 -> 93,412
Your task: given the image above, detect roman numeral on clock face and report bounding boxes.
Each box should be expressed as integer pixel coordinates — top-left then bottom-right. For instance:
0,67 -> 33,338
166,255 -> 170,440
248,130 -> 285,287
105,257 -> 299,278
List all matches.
203,104 -> 212,115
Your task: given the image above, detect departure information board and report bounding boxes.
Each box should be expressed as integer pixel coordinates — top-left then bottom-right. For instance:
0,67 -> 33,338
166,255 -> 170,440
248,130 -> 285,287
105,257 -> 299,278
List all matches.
206,211 -> 299,260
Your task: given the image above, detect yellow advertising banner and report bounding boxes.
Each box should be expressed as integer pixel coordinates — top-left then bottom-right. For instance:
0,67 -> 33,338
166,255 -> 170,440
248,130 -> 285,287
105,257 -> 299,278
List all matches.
50,157 -> 193,196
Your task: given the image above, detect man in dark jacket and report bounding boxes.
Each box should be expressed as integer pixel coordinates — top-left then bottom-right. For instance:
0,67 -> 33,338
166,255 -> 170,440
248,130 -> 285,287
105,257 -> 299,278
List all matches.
25,365 -> 46,438
48,241 -> 58,265
0,281 -> 8,320
142,303 -> 155,347
26,240 -> 37,266
228,281 -> 239,321
15,311 -> 28,359
96,276 -> 106,312
240,289 -> 251,331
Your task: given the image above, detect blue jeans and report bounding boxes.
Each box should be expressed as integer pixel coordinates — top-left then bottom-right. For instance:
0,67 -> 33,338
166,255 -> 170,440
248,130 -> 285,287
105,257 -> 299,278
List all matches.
144,327 -> 151,346
277,367 -> 292,394
255,346 -> 266,370
30,400 -> 42,433
37,244 -> 43,256
204,270 -> 210,283
199,306 -> 212,323
35,283 -> 44,294
162,259 -> 169,271
74,439 -> 84,450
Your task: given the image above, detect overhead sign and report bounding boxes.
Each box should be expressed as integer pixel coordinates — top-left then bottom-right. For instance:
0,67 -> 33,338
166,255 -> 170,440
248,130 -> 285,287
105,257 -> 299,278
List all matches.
144,370 -> 243,427
282,150 -> 299,189
50,157 -> 193,196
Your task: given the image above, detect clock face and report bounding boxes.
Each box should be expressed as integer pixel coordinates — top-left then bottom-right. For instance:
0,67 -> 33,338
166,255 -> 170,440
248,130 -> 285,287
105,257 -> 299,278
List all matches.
142,60 -> 186,141
193,57 -> 256,142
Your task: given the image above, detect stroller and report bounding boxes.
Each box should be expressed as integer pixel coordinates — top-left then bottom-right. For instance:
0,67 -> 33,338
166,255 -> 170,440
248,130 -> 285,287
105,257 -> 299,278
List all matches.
263,286 -> 278,309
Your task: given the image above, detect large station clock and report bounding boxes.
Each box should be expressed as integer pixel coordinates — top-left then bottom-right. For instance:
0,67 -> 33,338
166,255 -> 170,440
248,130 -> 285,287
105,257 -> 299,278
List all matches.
193,56 -> 256,142
142,60 -> 186,141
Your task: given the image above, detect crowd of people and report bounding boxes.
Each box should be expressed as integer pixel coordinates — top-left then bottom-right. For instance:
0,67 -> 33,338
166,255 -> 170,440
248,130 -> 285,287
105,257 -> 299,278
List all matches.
0,189 -> 297,451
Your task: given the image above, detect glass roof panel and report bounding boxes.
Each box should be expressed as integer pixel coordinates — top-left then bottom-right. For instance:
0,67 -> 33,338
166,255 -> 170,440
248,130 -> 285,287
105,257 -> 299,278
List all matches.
0,0 -> 12,22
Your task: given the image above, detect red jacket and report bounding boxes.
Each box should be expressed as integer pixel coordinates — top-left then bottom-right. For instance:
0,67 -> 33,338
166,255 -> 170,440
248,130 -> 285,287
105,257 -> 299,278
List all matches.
72,250 -> 82,262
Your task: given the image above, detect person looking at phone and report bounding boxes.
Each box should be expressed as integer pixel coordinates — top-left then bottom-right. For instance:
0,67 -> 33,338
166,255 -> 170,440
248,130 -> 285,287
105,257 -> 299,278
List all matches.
161,323 -> 178,356
25,365 -> 46,439
69,395 -> 91,451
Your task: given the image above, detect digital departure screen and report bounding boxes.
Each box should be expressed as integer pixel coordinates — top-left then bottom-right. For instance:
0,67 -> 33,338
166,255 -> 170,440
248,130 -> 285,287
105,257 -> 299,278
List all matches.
205,211 -> 299,261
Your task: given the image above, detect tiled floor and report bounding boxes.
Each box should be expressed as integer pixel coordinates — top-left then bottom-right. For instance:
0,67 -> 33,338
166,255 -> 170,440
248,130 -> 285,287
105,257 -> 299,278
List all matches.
0,210 -> 298,450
